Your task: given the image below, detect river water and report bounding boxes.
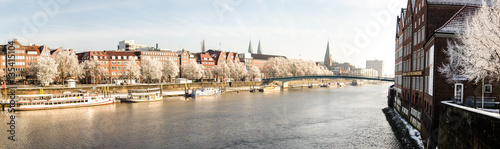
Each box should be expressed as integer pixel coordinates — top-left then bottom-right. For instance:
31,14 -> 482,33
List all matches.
1,83 -> 400,148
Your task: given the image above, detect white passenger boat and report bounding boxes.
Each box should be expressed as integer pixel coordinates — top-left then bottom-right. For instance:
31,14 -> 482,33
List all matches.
191,87 -> 221,97
10,92 -> 115,111
116,88 -> 162,102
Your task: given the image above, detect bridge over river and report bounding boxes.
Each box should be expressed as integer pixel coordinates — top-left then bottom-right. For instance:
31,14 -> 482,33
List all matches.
263,75 -> 394,83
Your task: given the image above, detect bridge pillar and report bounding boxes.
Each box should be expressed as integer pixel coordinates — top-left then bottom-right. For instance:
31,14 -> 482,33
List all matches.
282,82 -> 289,88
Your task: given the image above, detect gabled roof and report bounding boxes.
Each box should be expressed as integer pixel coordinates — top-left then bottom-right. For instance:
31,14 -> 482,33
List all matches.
198,53 -> 214,62
435,5 -> 479,34
427,0 -> 486,6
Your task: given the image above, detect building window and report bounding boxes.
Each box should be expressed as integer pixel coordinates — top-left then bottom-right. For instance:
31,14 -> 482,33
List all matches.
421,26 -> 425,42
112,67 -> 116,70
484,84 -> 493,93
455,83 -> 464,103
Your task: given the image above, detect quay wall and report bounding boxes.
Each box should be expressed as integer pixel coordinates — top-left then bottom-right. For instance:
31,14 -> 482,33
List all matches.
438,101 -> 500,148
3,81 -> 261,95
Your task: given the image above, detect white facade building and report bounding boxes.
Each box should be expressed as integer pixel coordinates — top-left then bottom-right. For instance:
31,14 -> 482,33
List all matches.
352,68 -> 378,78
366,60 -> 384,77
118,40 -> 146,51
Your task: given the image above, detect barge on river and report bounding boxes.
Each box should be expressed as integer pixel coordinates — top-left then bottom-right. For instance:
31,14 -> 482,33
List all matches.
116,88 -> 162,102
191,87 -> 222,97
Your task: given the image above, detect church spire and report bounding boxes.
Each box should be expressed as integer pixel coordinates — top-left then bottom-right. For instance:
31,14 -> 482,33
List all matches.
248,40 -> 253,53
257,40 -> 262,54
324,41 -> 332,68
201,39 -> 206,53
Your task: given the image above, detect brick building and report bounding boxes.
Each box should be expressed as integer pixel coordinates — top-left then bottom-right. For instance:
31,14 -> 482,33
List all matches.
394,0 -> 493,148
0,39 -> 76,84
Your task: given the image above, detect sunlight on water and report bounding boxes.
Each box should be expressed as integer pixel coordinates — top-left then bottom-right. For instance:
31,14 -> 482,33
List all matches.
0,83 -> 399,148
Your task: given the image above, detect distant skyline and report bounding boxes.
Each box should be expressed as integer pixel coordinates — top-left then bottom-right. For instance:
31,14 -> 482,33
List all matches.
0,0 -> 406,75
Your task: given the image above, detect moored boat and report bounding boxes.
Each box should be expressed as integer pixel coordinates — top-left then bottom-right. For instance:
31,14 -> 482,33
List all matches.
191,87 -> 222,97
321,83 -> 338,88
10,92 -> 115,111
338,82 -> 345,87
117,88 -> 162,102
259,86 -> 281,92
308,84 -> 320,88
352,80 -> 363,86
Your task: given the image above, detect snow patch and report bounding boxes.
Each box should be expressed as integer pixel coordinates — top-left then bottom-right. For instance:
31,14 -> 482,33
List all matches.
392,108 -> 425,149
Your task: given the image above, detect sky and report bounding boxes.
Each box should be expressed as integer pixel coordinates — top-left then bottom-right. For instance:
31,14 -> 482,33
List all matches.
0,0 -> 407,76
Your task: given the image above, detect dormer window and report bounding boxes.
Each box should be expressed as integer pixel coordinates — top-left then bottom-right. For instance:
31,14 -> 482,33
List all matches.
112,56 -> 115,59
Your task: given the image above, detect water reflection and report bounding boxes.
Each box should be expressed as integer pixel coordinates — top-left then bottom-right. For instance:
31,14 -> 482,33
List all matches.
1,83 -> 399,148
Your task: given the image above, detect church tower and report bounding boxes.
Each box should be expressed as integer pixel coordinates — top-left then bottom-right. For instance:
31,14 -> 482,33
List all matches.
324,41 -> 332,69
257,40 -> 262,54
248,40 -> 253,53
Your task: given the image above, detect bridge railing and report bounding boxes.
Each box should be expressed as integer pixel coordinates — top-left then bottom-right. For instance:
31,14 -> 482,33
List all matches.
262,75 -> 394,82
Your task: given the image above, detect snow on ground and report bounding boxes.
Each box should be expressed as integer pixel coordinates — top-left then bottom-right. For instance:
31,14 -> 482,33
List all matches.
392,108 -> 425,149
479,108 -> 500,114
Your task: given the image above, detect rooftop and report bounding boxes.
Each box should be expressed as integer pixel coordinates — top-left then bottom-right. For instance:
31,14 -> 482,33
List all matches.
435,5 -> 479,34
427,0 -> 486,6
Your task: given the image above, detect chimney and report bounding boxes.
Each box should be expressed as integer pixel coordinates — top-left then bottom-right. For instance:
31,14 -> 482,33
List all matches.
156,43 -> 159,50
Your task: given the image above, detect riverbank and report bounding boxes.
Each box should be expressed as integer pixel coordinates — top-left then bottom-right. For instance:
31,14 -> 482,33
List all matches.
382,107 -> 423,149
0,79 -> 365,98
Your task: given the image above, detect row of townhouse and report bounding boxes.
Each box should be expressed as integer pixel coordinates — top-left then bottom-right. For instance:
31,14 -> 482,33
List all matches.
0,39 -> 286,84
394,0 -> 498,148
0,39 -> 75,84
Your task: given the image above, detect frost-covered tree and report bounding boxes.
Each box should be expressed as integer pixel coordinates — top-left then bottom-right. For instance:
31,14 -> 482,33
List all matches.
440,1 -> 500,108
182,62 -> 204,80
55,51 -> 80,84
162,59 -> 179,83
445,1 -> 500,83
0,68 -> 5,81
123,58 -> 141,83
80,59 -> 107,84
230,61 -> 248,81
214,61 -> 230,81
203,68 -> 214,80
33,57 -> 59,86
141,56 -> 163,83
264,57 -> 292,77
248,66 -> 261,80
